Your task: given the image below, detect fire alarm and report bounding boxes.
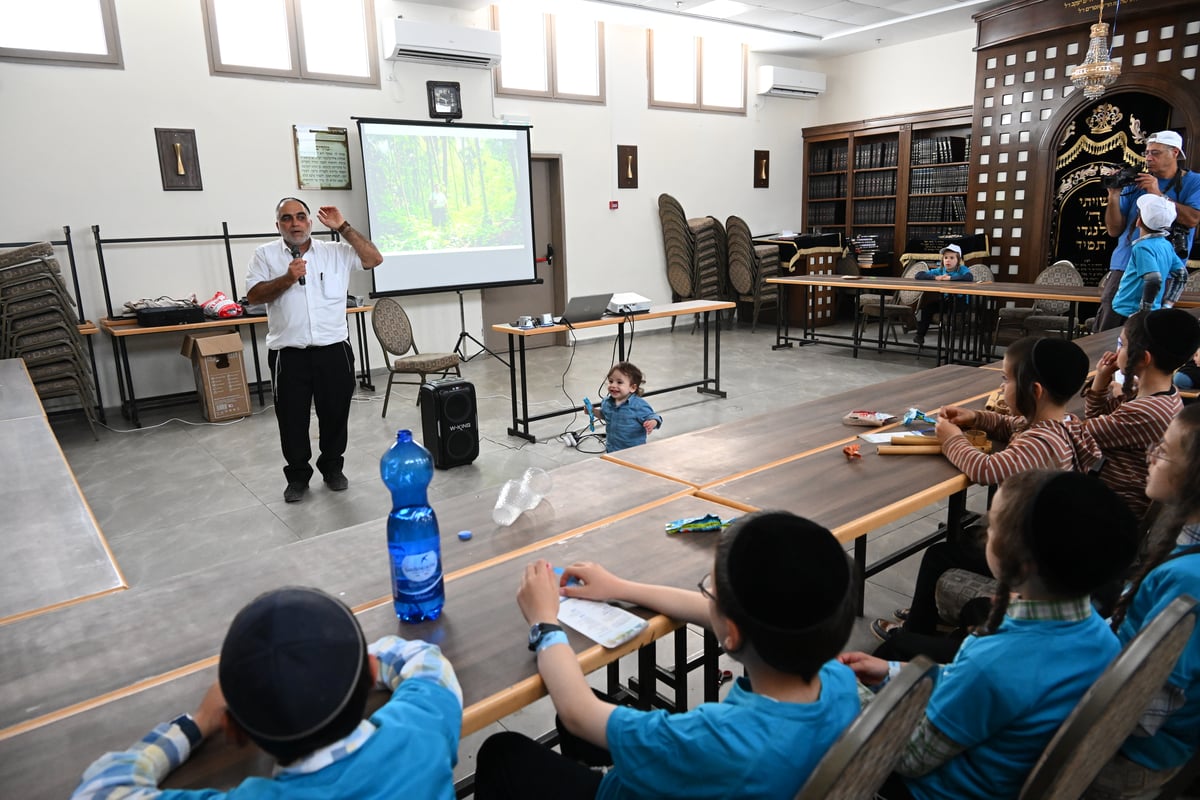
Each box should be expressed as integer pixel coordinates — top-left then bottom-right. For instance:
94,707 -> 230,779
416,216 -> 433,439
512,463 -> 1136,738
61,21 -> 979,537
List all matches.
609,201 -> 619,210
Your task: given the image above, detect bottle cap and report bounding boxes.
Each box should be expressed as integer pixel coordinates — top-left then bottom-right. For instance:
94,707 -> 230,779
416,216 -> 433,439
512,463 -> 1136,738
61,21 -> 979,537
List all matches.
457,530 -> 473,541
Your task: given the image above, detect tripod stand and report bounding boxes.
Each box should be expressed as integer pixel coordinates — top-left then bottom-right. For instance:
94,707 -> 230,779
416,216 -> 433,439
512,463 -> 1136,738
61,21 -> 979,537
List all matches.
453,290 -> 508,366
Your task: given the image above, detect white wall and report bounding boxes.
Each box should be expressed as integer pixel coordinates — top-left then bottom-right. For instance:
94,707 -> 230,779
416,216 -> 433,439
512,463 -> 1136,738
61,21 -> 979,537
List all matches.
0,0 -> 972,406
813,29 -> 978,123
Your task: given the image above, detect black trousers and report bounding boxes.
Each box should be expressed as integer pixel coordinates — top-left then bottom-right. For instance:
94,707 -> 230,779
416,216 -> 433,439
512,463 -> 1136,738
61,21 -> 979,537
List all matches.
901,537 -> 990,635
1093,268 -> 1124,332
474,732 -> 604,800
268,342 -> 355,485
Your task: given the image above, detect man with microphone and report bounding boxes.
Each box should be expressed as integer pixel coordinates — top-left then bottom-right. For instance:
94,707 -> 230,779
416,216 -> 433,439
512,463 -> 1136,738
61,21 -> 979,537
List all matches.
247,198 -> 383,503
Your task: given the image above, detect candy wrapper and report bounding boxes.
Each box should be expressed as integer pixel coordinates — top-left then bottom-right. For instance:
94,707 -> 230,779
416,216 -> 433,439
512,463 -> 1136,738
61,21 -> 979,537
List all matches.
842,410 -> 897,427
665,514 -> 735,535
842,444 -> 863,461
903,407 -> 937,426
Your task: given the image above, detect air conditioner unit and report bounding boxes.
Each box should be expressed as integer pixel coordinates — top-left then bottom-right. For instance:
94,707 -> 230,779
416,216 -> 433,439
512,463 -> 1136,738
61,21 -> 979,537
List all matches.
756,65 -> 826,99
386,19 -> 501,69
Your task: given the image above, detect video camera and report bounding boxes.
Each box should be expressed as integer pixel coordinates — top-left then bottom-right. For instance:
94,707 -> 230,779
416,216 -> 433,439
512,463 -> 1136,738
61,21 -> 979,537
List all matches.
1103,166 -> 1141,190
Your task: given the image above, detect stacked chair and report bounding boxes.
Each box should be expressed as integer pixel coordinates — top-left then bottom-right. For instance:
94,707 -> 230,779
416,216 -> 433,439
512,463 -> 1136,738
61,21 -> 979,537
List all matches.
0,242 -> 99,438
725,214 -> 780,332
657,194 -> 733,330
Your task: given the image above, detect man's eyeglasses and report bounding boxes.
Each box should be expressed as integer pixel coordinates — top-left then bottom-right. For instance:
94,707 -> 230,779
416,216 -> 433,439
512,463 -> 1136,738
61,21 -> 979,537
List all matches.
698,572 -> 715,602
1146,440 -> 1174,465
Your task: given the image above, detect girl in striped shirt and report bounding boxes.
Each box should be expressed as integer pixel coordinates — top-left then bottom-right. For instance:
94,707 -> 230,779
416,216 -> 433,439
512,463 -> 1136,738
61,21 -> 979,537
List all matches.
1082,308 -> 1200,520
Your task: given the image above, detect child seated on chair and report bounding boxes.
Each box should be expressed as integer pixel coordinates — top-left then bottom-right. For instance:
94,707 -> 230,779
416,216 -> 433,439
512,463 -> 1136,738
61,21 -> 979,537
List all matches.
842,470 -> 1139,800
592,361 -> 662,453
472,511 -> 861,800
912,244 -> 973,345
1089,403 -> 1200,799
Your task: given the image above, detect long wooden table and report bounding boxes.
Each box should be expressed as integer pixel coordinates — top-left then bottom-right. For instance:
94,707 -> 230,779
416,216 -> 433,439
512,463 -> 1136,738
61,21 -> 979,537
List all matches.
492,300 -> 735,442
99,306 -> 375,427
0,360 -> 124,626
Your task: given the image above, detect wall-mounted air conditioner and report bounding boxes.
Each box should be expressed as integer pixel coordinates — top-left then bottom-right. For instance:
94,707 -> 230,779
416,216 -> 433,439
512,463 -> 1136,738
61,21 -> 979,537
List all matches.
386,19 -> 501,69
756,65 -> 826,99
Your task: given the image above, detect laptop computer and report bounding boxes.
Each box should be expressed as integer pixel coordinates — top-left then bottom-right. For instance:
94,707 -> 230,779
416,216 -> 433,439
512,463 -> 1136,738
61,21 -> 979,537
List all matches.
556,294 -> 613,325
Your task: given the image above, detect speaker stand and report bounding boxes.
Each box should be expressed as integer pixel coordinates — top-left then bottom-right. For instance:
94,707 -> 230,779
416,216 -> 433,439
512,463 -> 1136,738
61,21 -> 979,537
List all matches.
453,290 -> 508,366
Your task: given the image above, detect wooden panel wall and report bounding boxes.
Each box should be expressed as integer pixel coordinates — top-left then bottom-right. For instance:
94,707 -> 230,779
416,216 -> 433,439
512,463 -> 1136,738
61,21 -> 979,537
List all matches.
969,0 -> 1200,284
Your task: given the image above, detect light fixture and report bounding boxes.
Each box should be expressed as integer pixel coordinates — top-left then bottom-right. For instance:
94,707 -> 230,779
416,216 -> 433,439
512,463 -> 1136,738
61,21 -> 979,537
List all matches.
1069,0 -> 1121,100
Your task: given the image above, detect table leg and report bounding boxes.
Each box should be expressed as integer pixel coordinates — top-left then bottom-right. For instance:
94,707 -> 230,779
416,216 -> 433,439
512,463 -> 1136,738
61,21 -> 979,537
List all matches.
636,639 -> 656,710
247,327 -> 265,406
696,310 -> 726,398
703,629 -> 720,702
617,322 -> 626,361
85,335 -> 106,424
118,338 -> 140,428
506,335 -> 535,442
355,311 -> 374,390
772,282 -> 794,350
854,535 -> 867,616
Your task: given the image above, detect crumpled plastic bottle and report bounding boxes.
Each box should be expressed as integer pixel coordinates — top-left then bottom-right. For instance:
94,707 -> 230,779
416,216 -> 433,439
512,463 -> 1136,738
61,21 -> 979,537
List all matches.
492,467 -> 553,526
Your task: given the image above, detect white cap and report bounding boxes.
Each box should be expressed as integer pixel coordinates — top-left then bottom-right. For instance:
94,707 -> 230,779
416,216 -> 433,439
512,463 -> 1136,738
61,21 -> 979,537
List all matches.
940,243 -> 963,256
1147,130 -> 1186,159
1137,194 -> 1177,232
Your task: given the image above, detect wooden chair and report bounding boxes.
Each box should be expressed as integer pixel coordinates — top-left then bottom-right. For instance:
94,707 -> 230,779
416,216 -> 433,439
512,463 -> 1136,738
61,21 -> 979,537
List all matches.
794,656 -> 936,800
1019,594 -> 1198,800
371,297 -> 460,417
1000,259 -> 1085,340
725,214 -> 780,332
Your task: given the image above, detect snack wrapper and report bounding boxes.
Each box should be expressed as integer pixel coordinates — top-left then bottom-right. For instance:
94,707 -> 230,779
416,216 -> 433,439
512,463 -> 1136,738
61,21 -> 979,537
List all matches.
842,410 -> 897,427
665,514 -> 735,535
902,407 -> 937,426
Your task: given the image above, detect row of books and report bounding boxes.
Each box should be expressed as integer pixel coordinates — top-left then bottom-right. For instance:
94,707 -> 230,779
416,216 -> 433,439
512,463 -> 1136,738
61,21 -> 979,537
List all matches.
905,226 -> 966,246
911,136 -> 970,165
908,195 -> 967,222
809,174 -> 847,199
854,139 -> 900,169
807,204 -> 846,225
854,171 -> 897,197
849,232 -> 895,265
910,165 -> 969,194
853,198 -> 897,225
809,145 -> 849,172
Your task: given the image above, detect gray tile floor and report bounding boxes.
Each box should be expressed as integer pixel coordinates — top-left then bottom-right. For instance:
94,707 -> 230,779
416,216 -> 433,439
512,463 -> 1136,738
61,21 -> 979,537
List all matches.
48,317 -> 987,783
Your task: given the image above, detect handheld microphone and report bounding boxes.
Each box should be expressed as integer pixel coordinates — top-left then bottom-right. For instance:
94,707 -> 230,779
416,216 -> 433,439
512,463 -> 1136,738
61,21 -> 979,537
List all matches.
289,246 -> 305,286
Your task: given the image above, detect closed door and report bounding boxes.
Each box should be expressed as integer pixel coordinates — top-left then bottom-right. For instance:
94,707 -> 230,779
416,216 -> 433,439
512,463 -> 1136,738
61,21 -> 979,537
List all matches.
483,155 -> 563,352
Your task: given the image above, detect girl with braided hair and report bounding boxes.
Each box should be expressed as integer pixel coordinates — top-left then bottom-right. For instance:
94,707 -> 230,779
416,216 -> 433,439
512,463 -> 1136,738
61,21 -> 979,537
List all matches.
841,470 -> 1139,800
1089,403 -> 1200,800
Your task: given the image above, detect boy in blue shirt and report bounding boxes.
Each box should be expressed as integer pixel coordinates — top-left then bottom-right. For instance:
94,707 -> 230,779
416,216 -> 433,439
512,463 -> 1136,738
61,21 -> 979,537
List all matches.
912,243 -> 973,345
473,512 -> 861,799
1110,194 -> 1184,324
593,361 -> 662,453
71,587 -> 463,800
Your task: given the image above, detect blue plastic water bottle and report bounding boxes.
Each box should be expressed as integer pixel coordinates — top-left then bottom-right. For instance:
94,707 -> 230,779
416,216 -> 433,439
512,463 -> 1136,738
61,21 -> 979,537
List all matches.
381,430 -> 445,623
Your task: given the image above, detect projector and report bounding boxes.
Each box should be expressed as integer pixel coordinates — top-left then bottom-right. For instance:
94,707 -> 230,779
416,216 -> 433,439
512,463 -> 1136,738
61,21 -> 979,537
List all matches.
607,292 -> 652,315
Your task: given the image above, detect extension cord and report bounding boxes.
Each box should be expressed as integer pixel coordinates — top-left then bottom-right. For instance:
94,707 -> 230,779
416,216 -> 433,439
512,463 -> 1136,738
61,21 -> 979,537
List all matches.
560,432 -> 577,446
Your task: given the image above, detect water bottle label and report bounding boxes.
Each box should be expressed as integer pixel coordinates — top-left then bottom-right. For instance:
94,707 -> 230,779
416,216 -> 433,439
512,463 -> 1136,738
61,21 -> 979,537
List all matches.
400,551 -> 439,583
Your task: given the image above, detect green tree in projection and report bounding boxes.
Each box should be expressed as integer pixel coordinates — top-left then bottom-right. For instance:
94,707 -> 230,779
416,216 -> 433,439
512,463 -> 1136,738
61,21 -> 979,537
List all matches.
364,131 -> 523,253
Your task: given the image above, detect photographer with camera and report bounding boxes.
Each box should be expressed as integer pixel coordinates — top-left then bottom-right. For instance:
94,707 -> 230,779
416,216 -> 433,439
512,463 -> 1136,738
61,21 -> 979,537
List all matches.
1096,130 -> 1200,331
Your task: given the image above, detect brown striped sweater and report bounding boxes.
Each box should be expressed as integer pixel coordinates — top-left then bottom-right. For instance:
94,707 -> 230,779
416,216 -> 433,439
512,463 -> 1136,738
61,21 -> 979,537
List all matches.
942,410 -> 1103,487
1082,388 -> 1181,518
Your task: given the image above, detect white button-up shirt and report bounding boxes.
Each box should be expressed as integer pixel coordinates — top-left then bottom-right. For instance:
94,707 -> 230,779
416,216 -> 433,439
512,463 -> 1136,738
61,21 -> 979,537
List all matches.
246,238 -> 363,350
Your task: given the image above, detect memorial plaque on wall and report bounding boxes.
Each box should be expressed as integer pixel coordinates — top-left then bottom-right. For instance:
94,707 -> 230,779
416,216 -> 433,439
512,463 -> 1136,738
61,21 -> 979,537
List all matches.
1049,95 -> 1170,285
294,126 -> 351,190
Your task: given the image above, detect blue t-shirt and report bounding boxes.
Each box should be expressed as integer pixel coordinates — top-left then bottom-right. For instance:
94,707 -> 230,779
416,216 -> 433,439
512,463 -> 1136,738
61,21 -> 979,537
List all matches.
916,264 -> 972,281
601,394 -> 662,453
1110,170 -> 1200,272
159,680 -> 462,800
598,661 -> 860,799
1116,544 -> 1200,771
906,611 -> 1120,800
1112,234 -> 1179,317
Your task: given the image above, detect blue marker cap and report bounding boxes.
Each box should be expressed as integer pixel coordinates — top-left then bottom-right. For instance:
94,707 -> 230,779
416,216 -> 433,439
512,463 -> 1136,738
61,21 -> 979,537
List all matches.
457,530 -> 473,541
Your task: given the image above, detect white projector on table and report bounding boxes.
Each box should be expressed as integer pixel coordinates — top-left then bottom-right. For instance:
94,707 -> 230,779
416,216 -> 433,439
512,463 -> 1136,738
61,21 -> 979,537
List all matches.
607,293 -> 652,315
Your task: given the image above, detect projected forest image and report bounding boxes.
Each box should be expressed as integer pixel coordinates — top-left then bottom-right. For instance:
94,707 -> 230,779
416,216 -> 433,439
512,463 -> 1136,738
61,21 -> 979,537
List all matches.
363,131 -> 524,253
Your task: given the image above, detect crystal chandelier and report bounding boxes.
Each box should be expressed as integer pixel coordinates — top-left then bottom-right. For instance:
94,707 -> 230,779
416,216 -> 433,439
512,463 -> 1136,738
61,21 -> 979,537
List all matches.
1070,1 -> 1121,100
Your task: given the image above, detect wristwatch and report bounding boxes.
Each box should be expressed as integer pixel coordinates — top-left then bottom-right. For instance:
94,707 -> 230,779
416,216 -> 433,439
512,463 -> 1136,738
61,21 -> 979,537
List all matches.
528,622 -> 565,651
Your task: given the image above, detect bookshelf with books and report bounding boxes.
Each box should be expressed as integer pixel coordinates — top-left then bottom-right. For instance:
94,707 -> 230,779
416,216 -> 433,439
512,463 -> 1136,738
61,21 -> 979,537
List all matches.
802,107 -> 972,274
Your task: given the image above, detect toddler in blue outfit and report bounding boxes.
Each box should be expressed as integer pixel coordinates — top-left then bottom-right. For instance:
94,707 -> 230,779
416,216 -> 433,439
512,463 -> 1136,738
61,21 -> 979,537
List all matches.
594,361 -> 662,453
912,243 -> 973,345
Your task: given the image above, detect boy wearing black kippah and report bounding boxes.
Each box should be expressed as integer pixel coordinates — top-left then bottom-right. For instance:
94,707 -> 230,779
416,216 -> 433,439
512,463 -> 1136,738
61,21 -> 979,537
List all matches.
71,587 -> 463,800
473,512 -> 862,800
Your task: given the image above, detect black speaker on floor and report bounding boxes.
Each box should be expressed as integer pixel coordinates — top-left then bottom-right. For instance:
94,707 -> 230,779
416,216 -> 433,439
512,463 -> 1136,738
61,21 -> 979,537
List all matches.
419,379 -> 480,469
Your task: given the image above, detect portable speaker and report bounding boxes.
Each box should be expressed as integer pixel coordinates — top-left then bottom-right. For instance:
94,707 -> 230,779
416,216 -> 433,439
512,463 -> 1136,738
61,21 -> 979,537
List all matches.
419,379 -> 480,469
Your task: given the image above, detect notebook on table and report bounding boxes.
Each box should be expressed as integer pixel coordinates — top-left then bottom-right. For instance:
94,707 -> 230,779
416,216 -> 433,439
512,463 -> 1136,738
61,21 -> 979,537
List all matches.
556,294 -> 613,325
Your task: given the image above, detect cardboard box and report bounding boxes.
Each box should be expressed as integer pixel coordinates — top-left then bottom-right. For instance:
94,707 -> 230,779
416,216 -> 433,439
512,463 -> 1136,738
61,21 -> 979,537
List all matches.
180,330 -> 250,421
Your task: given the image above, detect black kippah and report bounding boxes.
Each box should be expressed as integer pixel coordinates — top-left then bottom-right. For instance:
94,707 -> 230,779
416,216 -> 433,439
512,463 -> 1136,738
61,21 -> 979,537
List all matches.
725,513 -> 850,631
219,587 -> 366,744
1029,338 -> 1089,399
1143,308 -> 1200,371
1024,473 -> 1138,595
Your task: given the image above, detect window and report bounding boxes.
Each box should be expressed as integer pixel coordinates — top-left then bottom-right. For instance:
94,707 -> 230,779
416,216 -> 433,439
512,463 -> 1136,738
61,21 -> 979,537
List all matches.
493,5 -> 605,103
649,30 -> 745,114
201,0 -> 378,86
0,0 -> 122,67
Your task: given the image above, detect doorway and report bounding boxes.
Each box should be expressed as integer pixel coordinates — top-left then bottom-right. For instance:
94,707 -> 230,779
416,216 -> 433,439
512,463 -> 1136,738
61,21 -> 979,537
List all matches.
482,154 -> 565,353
